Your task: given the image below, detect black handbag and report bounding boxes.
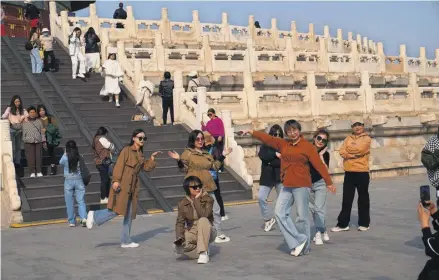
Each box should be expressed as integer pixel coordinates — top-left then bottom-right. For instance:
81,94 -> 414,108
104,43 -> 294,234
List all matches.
79,155 -> 91,186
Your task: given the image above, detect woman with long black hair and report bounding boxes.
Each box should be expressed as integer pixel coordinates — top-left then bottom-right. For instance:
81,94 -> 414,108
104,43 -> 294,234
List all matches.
2,95 -> 28,166
59,140 -> 87,227
258,124 -> 284,232
92,126 -> 116,204
37,104 -> 61,175
28,26 -> 43,73
84,27 -> 101,73
86,128 -> 161,248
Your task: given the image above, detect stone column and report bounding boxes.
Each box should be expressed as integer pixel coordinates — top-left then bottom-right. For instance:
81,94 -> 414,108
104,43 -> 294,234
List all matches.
126,5 -> 137,38
159,8 -> 171,42
323,25 -> 330,38
356,34 -> 362,53
271,18 -> 278,48
351,41 -> 359,72
291,21 -> 298,48
173,70 -> 184,122
220,109 -> 233,150
246,37 -> 256,72
60,10 -> 70,46
361,71 -> 374,113
337,28 -> 343,43
49,1 -> 57,36
222,12 -> 231,42
368,40 -> 373,53
248,15 -> 255,41
308,23 -> 315,43
436,49 -> 439,61
88,3 -> 100,34
419,47 -> 427,75
307,72 -> 319,116
196,87 -> 209,128
243,71 -> 257,119
203,35 -> 213,73
192,10 -> 202,43
377,42 -> 386,73
100,29 -> 109,65
348,32 -> 353,42
1,120 -> 12,175
319,38 -> 329,72
409,73 -> 421,111
155,33 -> 165,72
285,37 -> 295,72
399,44 -> 408,73
363,37 -> 368,53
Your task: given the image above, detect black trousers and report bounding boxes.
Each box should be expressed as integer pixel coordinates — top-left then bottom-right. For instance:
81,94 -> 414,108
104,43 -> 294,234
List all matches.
337,171 -> 370,228
162,98 -> 174,124
418,259 -> 439,280
47,144 -> 57,165
96,164 -> 111,199
214,178 -> 225,217
43,50 -> 56,71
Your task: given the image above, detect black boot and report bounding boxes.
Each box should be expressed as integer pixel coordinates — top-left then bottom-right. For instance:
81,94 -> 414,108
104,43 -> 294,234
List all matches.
50,164 -> 56,175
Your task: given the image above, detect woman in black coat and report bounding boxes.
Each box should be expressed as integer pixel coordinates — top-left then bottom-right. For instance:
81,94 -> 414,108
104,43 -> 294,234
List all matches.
84,27 -> 101,73
258,124 -> 284,232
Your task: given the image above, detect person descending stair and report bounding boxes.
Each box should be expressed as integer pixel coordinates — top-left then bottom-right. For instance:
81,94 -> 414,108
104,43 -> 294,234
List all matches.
68,27 -> 86,80
22,106 -> 45,178
100,53 -> 124,108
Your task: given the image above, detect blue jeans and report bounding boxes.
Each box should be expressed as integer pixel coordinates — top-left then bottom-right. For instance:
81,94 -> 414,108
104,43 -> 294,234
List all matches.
208,192 -> 223,236
258,183 -> 283,221
30,48 -> 43,73
274,187 -> 310,251
93,198 -> 134,244
309,179 -> 328,233
64,178 -> 87,224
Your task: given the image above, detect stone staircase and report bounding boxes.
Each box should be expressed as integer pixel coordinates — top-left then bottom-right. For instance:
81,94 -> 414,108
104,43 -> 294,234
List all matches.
1,36 -> 252,222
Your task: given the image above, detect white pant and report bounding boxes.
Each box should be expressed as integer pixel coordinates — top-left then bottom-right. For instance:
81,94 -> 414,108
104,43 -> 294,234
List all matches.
71,52 -> 86,77
85,53 -> 100,71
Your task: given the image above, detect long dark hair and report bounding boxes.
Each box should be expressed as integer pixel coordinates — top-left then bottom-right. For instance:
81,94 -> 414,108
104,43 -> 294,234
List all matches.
69,27 -> 81,43
36,104 -> 52,119
84,27 -> 96,38
129,128 -> 146,153
9,95 -> 24,115
92,127 -> 108,149
269,124 -> 284,138
187,130 -> 204,149
66,140 -> 80,173
28,27 -> 37,40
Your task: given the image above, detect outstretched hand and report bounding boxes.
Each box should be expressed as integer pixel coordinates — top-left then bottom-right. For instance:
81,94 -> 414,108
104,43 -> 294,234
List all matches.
168,150 -> 180,160
150,151 -> 162,160
223,147 -> 233,156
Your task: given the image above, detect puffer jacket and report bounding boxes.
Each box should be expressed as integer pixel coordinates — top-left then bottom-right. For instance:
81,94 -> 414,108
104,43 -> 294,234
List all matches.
84,33 -> 101,53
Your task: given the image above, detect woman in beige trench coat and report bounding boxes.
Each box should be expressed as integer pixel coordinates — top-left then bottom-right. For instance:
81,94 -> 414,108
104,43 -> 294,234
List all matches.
86,128 -> 161,248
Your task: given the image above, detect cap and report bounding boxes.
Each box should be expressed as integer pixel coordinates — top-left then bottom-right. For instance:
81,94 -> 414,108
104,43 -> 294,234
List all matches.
351,117 -> 364,126
42,28 -> 49,33
188,71 -> 198,77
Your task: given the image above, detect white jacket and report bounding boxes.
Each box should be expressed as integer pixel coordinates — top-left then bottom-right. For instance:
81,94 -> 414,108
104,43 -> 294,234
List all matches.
69,35 -> 82,56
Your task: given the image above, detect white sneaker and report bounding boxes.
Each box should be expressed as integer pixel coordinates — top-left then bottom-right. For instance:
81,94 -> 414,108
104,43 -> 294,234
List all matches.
215,234 -> 231,243
69,223 -> 75,227
77,73 -> 85,79
121,242 -> 139,248
72,75 -> 76,79
291,238 -> 307,257
221,215 -> 229,222
358,226 -> 370,232
323,231 -> 330,241
197,252 -> 209,264
86,211 -> 94,229
30,173 -> 36,178
36,173 -> 43,177
331,226 -> 350,232
81,219 -> 87,227
115,102 -> 120,108
314,232 -> 323,245
108,96 -> 113,102
100,198 -> 108,204
264,217 -> 276,232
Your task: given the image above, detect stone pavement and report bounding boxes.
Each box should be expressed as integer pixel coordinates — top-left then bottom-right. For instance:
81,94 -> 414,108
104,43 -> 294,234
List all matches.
1,174 -> 434,280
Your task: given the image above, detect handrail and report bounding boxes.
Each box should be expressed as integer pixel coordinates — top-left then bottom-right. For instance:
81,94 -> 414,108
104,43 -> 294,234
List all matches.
1,55 -> 13,73
1,37 -> 67,133
105,126 -> 173,212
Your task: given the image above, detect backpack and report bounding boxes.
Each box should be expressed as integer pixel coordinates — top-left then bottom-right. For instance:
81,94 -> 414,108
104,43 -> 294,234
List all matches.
25,41 -> 33,50
79,155 -> 91,186
160,80 -> 174,99
421,149 -> 439,170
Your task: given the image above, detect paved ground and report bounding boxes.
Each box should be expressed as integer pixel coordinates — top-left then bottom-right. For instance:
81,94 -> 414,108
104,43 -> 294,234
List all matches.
1,174 -> 434,280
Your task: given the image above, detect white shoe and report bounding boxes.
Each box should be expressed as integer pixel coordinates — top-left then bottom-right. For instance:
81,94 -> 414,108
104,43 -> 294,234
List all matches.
121,242 -> 139,248
69,223 -> 75,227
36,172 -> 43,177
72,75 -> 76,79
264,217 -> 276,232
358,226 -> 370,232
291,238 -> 307,257
86,211 -> 94,229
221,215 -> 229,222
100,198 -> 108,204
323,231 -> 330,241
108,96 -> 113,102
115,102 -> 120,108
77,73 -> 85,79
197,252 -> 209,264
331,226 -> 350,232
30,173 -> 36,178
215,234 -> 231,243
314,232 -> 323,245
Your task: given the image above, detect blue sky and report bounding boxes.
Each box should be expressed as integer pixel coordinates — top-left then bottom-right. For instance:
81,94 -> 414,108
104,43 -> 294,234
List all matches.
76,1 -> 439,58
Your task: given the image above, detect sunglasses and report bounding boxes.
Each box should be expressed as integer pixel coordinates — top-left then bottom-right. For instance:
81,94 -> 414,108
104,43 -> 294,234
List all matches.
137,136 -> 147,141
196,137 -> 205,142
316,135 -> 328,144
189,184 -> 202,190
207,113 -> 213,117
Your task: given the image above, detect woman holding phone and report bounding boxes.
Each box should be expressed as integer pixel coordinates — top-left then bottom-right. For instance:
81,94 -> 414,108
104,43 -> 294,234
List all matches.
86,128 -> 161,248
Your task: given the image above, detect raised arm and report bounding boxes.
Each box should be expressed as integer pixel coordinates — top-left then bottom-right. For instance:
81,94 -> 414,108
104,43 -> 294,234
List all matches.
252,130 -> 285,151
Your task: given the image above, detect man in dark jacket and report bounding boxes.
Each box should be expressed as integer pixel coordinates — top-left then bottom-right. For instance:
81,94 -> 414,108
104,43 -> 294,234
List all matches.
418,201 -> 439,280
159,71 -> 174,125
113,2 -> 127,29
258,124 -> 284,232
24,0 -> 40,28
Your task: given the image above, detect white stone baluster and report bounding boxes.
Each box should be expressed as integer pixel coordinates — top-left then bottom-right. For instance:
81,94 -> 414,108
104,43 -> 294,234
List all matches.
173,70 -> 184,122
307,72 -> 319,116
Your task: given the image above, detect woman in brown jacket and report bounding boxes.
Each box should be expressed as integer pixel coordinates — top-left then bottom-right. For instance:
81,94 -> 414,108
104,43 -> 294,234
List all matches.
168,129 -> 232,244
174,176 -> 216,264
86,128 -> 161,248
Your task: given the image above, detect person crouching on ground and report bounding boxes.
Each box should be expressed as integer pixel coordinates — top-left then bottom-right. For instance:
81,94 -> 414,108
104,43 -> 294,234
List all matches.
100,53 -> 124,108
174,176 -> 216,264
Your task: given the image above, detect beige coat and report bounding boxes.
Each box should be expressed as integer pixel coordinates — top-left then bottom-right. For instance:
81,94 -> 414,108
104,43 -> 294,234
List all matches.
339,133 -> 371,172
179,148 -> 224,192
107,145 -> 156,219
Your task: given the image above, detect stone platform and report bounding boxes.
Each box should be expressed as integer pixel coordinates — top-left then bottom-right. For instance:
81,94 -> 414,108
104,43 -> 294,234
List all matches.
1,174 -> 434,280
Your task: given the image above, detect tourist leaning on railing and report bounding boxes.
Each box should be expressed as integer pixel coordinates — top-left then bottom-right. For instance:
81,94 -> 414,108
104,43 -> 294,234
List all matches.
2,95 -> 28,167
22,106 -> 45,178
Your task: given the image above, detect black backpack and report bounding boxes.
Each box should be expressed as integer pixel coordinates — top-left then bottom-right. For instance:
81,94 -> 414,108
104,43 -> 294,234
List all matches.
160,80 -> 174,99
116,8 -> 127,19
